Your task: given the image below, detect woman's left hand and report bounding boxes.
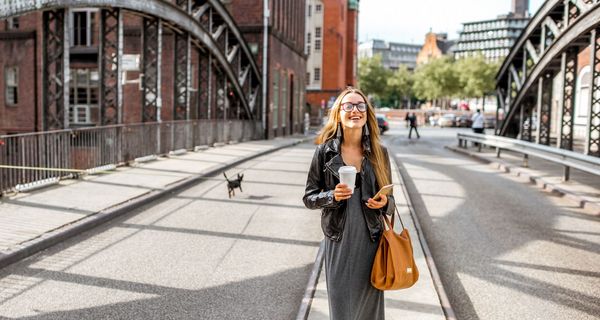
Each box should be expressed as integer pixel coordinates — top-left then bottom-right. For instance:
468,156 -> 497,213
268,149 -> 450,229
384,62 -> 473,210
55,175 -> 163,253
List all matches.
366,194 -> 387,209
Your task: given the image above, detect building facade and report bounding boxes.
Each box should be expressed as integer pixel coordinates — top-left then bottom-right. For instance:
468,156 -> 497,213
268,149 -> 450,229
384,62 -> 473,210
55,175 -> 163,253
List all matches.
305,0 -> 359,124
453,0 -> 530,62
224,0 -> 306,138
416,32 -> 455,65
358,39 -> 422,71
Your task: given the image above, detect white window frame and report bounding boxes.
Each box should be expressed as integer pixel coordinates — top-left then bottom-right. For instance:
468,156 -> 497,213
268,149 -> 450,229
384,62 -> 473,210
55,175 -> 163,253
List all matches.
5,67 -> 18,106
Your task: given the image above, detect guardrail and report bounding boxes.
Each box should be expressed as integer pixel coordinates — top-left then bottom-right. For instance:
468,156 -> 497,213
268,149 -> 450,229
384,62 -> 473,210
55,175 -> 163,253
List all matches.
457,132 -> 600,181
0,119 -> 262,195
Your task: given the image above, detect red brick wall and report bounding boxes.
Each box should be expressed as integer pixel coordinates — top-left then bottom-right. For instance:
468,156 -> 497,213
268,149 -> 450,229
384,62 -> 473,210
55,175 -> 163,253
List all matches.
345,7 -> 357,87
0,12 -> 42,135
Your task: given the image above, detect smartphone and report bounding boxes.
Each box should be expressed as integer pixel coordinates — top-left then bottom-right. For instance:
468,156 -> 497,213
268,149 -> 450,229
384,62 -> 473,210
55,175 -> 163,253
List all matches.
373,184 -> 394,200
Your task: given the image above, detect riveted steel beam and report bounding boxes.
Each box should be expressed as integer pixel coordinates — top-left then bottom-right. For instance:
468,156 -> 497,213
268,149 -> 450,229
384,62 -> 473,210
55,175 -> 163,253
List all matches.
100,8 -> 122,125
587,28 -> 600,156
42,9 -> 69,131
142,17 -> 161,122
558,49 -> 577,150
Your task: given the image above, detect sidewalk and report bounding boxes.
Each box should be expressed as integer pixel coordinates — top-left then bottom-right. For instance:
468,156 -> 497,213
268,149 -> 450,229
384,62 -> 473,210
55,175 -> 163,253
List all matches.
0,135 -> 311,269
446,143 -> 600,216
304,151 -> 448,320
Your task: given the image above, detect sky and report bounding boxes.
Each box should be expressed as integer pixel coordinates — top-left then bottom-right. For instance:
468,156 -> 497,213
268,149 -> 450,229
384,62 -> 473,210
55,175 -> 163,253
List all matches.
358,0 -> 546,44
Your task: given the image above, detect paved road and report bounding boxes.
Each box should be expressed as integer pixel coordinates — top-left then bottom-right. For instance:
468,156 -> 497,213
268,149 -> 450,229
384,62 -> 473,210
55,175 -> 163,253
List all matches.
384,123 -> 600,320
0,144 -> 322,319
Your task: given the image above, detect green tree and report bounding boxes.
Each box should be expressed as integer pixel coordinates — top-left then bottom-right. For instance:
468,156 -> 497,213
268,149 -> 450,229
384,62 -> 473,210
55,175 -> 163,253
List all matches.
455,55 -> 498,100
358,54 -> 391,103
412,57 -> 459,107
385,65 -> 413,108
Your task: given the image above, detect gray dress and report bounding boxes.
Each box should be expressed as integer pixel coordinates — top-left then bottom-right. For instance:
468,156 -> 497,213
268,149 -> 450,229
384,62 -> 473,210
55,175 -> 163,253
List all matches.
324,172 -> 385,320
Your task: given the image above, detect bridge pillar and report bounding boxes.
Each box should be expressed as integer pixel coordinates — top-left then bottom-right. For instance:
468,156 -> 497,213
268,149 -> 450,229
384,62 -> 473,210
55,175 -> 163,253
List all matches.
42,9 -> 69,130
586,28 -> 600,157
558,49 -> 577,150
99,8 -> 122,125
535,74 -> 553,145
141,17 -> 162,122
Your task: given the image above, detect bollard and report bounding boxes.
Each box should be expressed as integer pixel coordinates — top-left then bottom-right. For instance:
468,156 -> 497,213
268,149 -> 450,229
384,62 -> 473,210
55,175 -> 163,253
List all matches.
523,154 -> 529,168
477,141 -> 482,152
563,166 -> 570,181
496,147 -> 501,158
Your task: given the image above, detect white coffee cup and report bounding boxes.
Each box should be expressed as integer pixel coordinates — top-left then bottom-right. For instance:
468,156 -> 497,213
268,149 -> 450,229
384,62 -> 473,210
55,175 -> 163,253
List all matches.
338,166 -> 357,194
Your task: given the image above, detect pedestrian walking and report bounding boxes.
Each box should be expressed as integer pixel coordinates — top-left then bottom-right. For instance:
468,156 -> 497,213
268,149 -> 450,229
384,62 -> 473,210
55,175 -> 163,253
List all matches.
303,87 -> 395,320
471,109 -> 485,134
408,112 -> 420,139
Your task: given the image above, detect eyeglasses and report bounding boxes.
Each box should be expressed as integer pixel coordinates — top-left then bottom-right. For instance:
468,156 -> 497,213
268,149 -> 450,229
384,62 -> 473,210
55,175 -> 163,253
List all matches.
340,102 -> 368,113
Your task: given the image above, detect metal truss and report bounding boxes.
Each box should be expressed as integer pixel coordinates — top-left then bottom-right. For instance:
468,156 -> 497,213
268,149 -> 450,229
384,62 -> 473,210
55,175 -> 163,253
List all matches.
174,31 -> 189,120
536,74 -> 553,145
520,100 -> 534,142
100,8 -> 121,125
42,9 -> 68,130
588,28 -> 600,156
559,50 -> 577,150
142,17 -> 161,122
197,52 -> 210,119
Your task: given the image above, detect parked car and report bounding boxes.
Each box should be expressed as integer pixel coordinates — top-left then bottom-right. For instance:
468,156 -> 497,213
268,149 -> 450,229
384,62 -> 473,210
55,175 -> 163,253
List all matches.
456,114 -> 473,127
438,113 -> 457,127
376,114 -> 389,134
484,115 -> 497,129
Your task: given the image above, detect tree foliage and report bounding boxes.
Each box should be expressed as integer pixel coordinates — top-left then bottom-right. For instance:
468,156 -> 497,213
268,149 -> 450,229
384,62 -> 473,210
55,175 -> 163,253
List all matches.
357,54 -> 499,108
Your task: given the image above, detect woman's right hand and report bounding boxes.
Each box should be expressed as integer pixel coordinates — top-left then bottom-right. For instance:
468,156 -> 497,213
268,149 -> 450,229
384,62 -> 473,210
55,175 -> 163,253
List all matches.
334,183 -> 353,202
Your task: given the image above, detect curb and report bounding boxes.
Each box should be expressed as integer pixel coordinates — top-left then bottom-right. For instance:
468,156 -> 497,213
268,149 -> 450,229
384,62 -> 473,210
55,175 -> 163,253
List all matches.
295,240 -> 325,320
446,145 -> 600,216
0,136 -> 313,270
390,140 -> 458,320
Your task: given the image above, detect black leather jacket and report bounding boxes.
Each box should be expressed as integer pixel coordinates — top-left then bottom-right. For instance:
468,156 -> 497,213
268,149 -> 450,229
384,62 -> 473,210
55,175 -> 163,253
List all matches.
303,137 -> 395,242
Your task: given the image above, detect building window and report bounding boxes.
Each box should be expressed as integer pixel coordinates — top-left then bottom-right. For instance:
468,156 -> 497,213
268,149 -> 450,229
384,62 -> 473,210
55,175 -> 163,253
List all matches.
315,4 -> 322,12
307,44 -> 311,55
5,67 -> 18,106
308,4 -> 312,17
69,69 -> 99,124
6,17 -> 19,30
315,39 -> 321,51
306,72 -> 310,85
71,10 -> 96,47
307,33 -> 311,43
315,27 -> 321,38
314,68 -> 320,81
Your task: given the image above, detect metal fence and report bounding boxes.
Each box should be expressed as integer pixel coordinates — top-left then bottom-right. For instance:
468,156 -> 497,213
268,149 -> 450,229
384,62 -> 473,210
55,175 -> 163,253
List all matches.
456,132 -> 600,181
0,119 -> 262,194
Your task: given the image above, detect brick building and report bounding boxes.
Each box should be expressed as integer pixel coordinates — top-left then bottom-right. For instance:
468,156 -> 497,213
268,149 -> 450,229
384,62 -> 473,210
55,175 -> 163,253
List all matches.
305,0 -> 359,124
416,32 -> 455,65
224,0 -> 307,138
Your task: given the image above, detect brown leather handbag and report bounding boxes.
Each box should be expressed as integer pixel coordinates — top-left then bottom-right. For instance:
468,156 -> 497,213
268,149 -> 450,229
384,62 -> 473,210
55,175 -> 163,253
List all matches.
371,207 -> 419,290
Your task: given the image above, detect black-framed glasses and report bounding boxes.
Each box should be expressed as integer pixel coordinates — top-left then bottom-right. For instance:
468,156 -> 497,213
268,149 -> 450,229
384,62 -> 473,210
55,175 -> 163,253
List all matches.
340,102 -> 368,112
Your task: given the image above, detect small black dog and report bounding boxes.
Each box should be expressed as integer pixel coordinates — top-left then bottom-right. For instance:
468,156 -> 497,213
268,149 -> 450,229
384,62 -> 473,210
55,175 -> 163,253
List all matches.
223,172 -> 244,198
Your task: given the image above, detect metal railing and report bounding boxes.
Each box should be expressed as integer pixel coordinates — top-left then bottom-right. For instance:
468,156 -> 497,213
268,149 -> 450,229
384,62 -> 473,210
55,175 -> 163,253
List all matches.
0,119 -> 262,194
457,132 -> 600,181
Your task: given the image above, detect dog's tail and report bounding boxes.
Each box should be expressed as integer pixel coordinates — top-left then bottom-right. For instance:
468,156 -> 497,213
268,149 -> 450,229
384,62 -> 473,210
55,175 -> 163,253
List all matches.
223,172 -> 229,182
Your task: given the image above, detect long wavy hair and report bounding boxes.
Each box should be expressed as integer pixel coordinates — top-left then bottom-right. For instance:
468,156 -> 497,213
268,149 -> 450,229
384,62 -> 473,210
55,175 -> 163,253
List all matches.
315,87 -> 391,189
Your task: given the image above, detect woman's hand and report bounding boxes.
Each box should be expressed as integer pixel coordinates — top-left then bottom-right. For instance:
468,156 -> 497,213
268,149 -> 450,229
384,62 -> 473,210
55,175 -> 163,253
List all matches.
334,183 -> 353,201
366,194 -> 387,209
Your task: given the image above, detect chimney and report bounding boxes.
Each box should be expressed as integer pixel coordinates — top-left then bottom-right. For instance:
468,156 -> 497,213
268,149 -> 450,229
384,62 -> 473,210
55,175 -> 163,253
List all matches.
512,0 -> 529,18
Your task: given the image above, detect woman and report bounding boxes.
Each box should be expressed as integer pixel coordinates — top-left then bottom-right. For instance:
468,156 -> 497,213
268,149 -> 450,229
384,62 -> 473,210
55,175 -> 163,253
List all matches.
303,87 -> 395,319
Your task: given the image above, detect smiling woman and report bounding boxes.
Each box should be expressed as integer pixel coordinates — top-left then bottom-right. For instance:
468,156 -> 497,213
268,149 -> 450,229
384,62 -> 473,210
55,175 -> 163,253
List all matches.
303,87 -> 396,319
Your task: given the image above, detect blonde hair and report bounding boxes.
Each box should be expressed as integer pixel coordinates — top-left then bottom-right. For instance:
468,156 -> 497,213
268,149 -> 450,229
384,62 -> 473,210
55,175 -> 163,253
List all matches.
315,87 -> 391,189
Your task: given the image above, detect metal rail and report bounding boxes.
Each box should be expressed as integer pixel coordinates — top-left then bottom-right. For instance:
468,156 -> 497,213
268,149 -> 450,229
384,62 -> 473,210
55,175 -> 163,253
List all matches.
0,119 -> 261,195
457,132 -> 600,181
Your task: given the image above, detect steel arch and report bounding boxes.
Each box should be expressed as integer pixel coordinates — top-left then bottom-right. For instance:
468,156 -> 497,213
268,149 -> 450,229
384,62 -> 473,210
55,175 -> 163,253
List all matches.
496,0 -> 600,146
0,0 -> 261,122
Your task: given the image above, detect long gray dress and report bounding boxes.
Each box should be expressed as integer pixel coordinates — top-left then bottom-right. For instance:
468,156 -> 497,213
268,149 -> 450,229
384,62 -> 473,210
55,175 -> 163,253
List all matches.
324,172 -> 385,320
